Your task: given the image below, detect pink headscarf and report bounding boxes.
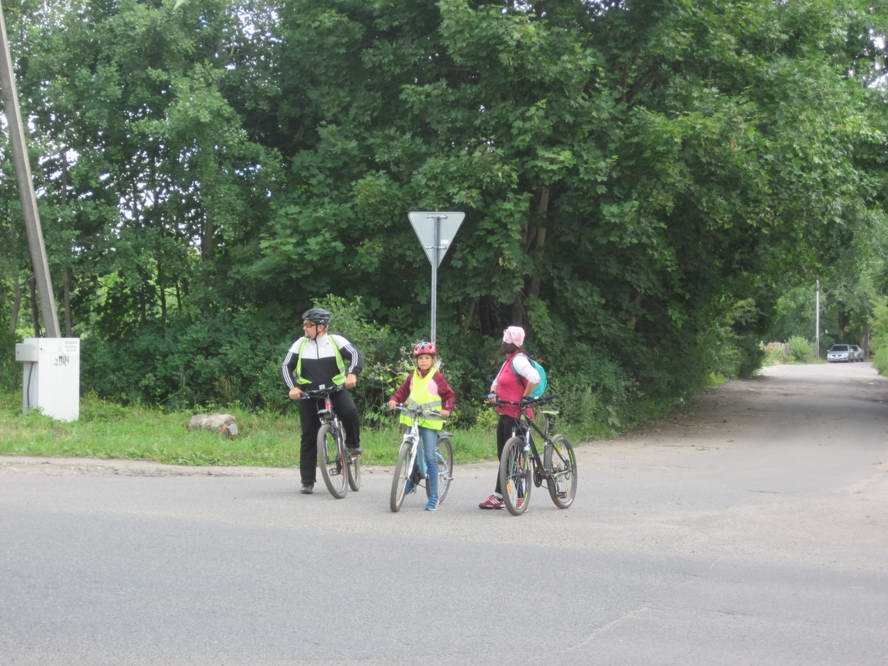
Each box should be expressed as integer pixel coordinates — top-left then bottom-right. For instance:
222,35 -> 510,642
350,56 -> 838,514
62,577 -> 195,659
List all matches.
502,326 -> 526,347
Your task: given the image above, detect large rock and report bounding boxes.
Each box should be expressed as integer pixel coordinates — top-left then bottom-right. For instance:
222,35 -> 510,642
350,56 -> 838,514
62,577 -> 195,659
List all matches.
188,413 -> 239,438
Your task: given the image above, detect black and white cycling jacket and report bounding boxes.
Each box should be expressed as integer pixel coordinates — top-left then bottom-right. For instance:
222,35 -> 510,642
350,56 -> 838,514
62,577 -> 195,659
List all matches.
281,333 -> 363,392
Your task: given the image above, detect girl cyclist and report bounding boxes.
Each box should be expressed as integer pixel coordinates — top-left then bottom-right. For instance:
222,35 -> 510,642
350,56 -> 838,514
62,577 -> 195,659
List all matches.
387,341 -> 456,511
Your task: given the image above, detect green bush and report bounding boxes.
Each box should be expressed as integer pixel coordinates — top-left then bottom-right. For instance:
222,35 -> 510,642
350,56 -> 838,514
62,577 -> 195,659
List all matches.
761,341 -> 786,366
874,347 -> 888,375
786,336 -> 813,362
869,298 -> 888,376
0,328 -> 18,392
81,308 -> 291,410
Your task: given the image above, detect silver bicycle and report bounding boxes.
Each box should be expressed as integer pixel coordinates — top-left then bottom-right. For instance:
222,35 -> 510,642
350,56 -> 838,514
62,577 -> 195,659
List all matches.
389,404 -> 454,512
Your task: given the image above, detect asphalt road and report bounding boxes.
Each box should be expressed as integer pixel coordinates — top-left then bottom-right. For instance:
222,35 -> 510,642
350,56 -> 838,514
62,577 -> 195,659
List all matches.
1,362 -> 887,665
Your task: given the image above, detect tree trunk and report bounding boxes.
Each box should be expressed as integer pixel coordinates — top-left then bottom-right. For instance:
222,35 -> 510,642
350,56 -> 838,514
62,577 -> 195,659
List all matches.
60,151 -> 74,337
202,212 -> 215,261
511,186 -> 551,325
510,296 -> 525,326
63,267 -> 73,336
528,186 -> 550,300
9,275 -> 23,335
158,259 -> 168,325
175,280 -> 183,313
28,275 -> 41,337
627,290 -> 643,330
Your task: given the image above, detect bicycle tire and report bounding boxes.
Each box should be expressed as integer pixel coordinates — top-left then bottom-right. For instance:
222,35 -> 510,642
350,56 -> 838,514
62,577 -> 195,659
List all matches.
389,441 -> 412,512
435,437 -> 454,506
544,434 -> 577,509
499,436 -> 531,516
317,424 -> 348,499
346,434 -> 361,492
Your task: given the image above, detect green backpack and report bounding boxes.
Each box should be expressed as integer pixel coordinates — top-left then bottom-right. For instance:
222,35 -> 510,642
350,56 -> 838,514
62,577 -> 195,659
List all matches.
513,355 -> 548,399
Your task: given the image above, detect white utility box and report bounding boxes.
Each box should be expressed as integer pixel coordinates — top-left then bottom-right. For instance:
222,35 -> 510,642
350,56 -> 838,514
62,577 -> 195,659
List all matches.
15,337 -> 80,421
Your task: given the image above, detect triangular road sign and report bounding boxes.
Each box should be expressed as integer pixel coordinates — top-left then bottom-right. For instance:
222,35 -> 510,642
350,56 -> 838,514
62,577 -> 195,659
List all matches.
408,211 -> 465,267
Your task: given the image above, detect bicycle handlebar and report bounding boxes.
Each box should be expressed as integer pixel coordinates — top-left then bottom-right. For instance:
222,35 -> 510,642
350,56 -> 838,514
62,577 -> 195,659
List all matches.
299,386 -> 343,400
388,404 -> 445,419
491,395 -> 555,408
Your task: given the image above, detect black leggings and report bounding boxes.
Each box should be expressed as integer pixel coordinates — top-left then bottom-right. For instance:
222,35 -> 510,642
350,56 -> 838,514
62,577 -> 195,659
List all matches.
494,414 -> 519,495
297,390 -> 361,485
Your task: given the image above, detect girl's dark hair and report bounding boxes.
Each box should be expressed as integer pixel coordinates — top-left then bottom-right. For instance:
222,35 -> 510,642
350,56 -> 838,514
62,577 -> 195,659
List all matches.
499,342 -> 521,355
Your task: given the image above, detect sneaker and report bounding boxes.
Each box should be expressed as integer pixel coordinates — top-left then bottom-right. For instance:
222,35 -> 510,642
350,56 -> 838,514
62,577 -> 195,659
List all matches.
516,497 -> 525,510
301,484 -> 314,495
424,501 -> 438,512
348,446 -> 363,458
478,494 -> 504,510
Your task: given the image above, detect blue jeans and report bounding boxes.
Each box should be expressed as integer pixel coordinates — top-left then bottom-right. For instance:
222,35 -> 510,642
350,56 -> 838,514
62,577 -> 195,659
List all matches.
417,427 -> 439,506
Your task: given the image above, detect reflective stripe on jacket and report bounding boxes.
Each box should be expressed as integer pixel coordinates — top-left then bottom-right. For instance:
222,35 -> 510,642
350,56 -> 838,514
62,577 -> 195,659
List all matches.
295,336 -> 346,386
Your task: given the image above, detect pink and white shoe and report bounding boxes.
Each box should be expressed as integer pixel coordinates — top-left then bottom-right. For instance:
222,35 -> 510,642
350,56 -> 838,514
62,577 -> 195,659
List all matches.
478,494 -> 504,510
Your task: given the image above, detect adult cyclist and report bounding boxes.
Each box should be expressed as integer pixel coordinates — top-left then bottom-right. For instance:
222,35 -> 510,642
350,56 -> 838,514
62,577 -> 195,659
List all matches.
282,307 -> 364,494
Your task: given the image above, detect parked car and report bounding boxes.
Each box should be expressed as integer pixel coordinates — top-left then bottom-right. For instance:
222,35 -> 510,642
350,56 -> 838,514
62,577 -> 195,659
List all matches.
849,344 -> 865,362
827,344 -> 852,362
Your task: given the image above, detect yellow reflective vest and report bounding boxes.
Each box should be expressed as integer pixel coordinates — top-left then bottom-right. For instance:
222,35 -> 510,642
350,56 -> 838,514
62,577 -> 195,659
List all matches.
400,367 -> 444,431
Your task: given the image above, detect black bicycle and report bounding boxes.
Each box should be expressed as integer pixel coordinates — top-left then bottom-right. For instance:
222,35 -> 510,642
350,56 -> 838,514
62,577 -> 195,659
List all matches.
301,387 -> 360,498
496,395 -> 577,516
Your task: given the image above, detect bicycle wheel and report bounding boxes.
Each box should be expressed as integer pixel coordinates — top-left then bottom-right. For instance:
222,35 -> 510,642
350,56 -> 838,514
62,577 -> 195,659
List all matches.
499,436 -> 531,516
434,437 -> 454,506
544,434 -> 577,509
389,440 -> 414,513
346,437 -> 361,492
317,424 -> 348,499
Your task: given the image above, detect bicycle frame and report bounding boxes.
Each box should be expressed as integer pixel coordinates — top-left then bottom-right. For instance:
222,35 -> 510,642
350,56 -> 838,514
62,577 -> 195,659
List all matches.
498,397 -> 562,486
316,395 -> 342,434
395,404 -> 440,483
494,395 -> 577,514
303,388 -> 344,439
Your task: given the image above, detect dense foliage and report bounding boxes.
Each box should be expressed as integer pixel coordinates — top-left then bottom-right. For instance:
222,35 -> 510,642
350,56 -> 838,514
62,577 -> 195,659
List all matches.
2,1 -> 887,428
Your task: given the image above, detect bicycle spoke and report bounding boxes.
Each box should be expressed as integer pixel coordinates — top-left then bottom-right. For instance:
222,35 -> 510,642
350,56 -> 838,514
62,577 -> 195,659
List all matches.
318,424 -> 348,499
499,437 -> 531,515
545,434 -> 577,509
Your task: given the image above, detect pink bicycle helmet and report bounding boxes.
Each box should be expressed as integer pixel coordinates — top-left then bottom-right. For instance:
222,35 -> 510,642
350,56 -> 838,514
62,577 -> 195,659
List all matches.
413,341 -> 438,357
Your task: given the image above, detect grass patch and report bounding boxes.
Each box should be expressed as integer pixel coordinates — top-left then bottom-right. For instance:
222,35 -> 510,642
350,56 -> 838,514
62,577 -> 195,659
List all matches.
0,391 -> 590,467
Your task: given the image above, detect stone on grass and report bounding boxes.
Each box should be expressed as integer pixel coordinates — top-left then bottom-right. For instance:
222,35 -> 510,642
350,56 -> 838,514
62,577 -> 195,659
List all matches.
188,413 -> 239,438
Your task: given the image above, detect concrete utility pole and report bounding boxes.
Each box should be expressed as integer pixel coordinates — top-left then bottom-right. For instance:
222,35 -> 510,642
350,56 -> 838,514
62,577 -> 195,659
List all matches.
0,0 -> 60,337
815,279 -> 820,359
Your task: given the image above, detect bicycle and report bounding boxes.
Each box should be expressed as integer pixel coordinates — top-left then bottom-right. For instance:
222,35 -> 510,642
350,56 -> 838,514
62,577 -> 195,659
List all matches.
301,386 -> 360,498
389,404 -> 454,512
495,395 -> 577,516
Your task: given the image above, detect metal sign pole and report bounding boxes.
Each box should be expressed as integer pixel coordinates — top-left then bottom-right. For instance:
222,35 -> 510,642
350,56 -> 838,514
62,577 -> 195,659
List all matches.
408,210 -> 465,348
0,0 -> 60,337
429,215 -> 443,345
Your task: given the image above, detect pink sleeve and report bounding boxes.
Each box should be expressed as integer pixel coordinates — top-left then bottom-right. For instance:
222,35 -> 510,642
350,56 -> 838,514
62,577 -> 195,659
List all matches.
390,374 -> 412,404
434,373 -> 456,411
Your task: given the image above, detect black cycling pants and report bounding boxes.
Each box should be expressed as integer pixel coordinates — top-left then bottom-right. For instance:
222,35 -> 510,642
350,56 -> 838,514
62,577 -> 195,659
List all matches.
494,414 -> 519,496
297,390 -> 361,485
